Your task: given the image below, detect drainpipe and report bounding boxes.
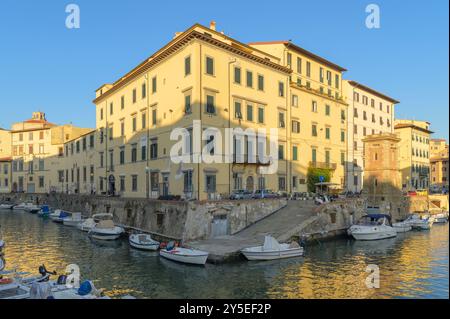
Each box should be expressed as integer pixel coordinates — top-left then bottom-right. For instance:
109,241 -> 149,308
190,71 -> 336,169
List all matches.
145,73 -> 150,199
228,58 -> 237,195
198,44 -> 202,201
105,99 -> 108,195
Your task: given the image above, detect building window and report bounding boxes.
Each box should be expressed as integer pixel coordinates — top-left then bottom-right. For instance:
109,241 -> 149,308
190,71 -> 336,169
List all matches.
325,104 -> 330,116
151,76 -> 157,94
142,112 -> 147,129
278,82 -> 284,97
152,109 -> 157,126
246,70 -> 253,88
246,104 -> 253,122
131,144 -> 137,163
184,170 -> 193,192
90,135 -> 94,148
312,148 -> 317,163
325,150 -> 331,165
150,139 -> 158,160
39,131 -> 44,140
306,61 -> 311,77
278,145 -> 284,160
325,127 -> 331,139
142,82 -> 146,99
319,67 -> 324,83
205,175 -> 217,193
289,95 -> 298,109
120,147 -> 125,165
39,176 -> 44,188
234,66 -> 241,84
141,144 -> 147,161
335,74 -> 340,89
120,176 -> 125,192
279,112 -> 285,128
292,120 -> 300,133
185,95 -> 192,114
287,53 -> 292,67
257,74 -> 264,91
121,95 -> 125,109
341,130 -> 345,142
297,57 -> 302,74
120,120 -> 125,137
206,95 -> 215,114
110,102 -> 113,115
258,107 -> 264,124
206,56 -> 214,75
293,146 -> 298,161
185,56 -> 191,76
312,101 -> 318,113
133,88 -> 137,103
341,152 -> 345,166
278,176 -> 286,191
151,172 -> 159,191
132,116 -> 137,132
234,101 -> 242,119
132,175 -> 138,192
312,124 -> 318,137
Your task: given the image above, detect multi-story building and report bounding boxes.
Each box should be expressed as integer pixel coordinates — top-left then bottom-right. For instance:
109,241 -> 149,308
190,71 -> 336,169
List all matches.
430,139 -> 449,189
394,119 -> 433,190
248,41 -> 348,192
0,128 -> 12,193
92,22 -> 348,200
344,80 -> 399,192
10,112 -> 92,193
52,130 -> 98,194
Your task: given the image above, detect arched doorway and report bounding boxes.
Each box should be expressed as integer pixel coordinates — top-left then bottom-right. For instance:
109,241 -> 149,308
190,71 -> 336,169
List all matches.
246,176 -> 254,192
108,175 -> 116,196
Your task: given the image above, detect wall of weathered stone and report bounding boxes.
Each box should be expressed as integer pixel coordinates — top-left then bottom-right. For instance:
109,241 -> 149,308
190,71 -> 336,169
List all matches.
0,193 -> 286,242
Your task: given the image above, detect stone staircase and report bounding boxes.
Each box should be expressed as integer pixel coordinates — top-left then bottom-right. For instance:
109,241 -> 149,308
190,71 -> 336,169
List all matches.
187,200 -> 318,263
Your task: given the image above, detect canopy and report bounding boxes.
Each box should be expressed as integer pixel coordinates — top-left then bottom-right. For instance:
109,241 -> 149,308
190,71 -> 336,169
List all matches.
263,236 -> 281,251
365,214 -> 391,220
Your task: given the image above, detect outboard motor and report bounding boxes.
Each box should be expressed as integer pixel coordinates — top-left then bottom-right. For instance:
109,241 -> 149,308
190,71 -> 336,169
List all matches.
57,275 -> 68,285
38,264 -> 57,282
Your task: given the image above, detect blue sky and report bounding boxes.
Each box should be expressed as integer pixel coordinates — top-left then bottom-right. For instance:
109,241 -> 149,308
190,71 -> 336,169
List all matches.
0,0 -> 448,139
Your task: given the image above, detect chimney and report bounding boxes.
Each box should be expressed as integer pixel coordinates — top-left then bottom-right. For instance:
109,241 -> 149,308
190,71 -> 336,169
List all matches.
210,20 -> 216,31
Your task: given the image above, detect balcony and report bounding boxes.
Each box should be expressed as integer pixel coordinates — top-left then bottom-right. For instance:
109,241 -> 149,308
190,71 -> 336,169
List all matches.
233,155 -> 271,166
309,161 -> 337,170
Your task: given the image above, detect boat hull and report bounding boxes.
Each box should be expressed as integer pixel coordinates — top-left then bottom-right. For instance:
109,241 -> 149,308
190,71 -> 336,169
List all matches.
349,225 -> 397,241
129,240 -> 159,251
159,249 -> 208,265
63,220 -> 82,227
241,247 -> 304,261
89,226 -> 124,241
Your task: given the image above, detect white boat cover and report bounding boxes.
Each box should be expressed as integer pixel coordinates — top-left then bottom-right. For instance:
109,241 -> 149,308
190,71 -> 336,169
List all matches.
263,236 -> 281,251
97,220 -> 115,229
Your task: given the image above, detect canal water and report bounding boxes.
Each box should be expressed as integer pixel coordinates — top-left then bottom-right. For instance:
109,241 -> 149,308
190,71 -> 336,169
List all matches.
1,209 -> 448,299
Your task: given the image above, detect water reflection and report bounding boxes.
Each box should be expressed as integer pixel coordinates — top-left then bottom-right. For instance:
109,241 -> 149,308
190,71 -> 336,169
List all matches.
0,210 -> 448,299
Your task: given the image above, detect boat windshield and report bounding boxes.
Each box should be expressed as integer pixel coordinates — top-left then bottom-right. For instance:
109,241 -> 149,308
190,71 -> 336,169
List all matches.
357,216 -> 386,226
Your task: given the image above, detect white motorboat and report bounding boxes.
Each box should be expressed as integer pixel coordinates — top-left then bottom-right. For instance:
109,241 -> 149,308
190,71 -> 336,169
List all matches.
77,218 -> 96,232
24,204 -> 41,214
49,210 -> 71,223
0,203 -> 15,210
13,202 -> 35,211
392,216 -> 414,233
129,234 -> 160,251
63,212 -> 83,227
241,236 -> 304,261
0,239 -> 5,271
434,213 -> 449,224
348,214 -> 397,241
160,244 -> 209,265
89,219 -> 124,241
409,214 -> 434,230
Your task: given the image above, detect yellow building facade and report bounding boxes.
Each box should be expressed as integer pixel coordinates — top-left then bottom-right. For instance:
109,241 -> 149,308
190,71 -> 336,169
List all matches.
0,128 -> 12,193
394,119 -> 433,190
343,80 -> 399,192
10,112 -> 93,193
92,23 -> 350,200
430,139 -> 449,188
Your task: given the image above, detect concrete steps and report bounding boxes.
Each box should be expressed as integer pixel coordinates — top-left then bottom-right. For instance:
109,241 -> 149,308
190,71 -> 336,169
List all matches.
187,200 -> 317,263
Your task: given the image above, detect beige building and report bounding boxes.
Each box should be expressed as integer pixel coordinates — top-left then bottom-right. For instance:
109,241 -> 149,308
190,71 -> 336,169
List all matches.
10,112 -> 92,193
363,133 -> 405,219
394,119 -> 433,190
344,80 -> 399,192
92,22 -> 348,200
430,139 -> 449,189
0,128 -> 12,193
248,41 -> 348,192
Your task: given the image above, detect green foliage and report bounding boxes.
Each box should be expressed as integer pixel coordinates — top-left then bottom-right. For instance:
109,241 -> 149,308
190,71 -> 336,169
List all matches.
307,167 -> 332,192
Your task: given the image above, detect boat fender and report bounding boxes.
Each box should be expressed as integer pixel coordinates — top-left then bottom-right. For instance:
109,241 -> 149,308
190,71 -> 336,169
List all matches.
160,242 -> 167,249
0,278 -> 13,285
78,280 -> 93,296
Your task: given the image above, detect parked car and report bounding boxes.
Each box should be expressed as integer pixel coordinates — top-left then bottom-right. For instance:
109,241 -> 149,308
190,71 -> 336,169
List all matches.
252,189 -> 280,199
229,190 -> 253,200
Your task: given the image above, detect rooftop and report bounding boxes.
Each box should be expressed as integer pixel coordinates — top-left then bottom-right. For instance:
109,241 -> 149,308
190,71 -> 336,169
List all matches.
346,80 -> 400,104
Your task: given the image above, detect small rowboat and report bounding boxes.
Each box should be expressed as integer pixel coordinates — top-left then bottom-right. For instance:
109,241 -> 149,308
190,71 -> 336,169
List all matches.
241,236 -> 304,261
129,234 -> 160,251
159,246 -> 209,265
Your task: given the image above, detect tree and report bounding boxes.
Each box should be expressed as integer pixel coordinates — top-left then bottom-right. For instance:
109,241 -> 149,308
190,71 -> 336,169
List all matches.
307,167 -> 332,192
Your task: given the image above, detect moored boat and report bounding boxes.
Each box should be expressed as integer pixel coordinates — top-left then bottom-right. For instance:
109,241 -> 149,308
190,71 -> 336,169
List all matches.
0,203 -> 15,210
241,236 -> 304,261
129,234 -> 160,251
49,210 -> 70,223
348,214 -> 397,240
159,244 -> 209,265
89,219 -> 124,241
13,202 -> 35,211
409,214 -> 434,230
63,212 -> 83,227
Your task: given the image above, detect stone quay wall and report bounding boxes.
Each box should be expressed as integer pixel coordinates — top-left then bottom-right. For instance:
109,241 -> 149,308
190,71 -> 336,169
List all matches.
1,193 -> 286,242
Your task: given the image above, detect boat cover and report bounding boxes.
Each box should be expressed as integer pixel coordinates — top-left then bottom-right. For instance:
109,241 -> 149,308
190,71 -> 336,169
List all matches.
30,282 -> 53,299
263,236 -> 281,251
59,211 -> 70,218
41,205 -> 49,213
97,220 -> 115,229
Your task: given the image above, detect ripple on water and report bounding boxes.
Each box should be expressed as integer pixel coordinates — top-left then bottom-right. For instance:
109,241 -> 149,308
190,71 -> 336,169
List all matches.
1,210 -> 448,299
